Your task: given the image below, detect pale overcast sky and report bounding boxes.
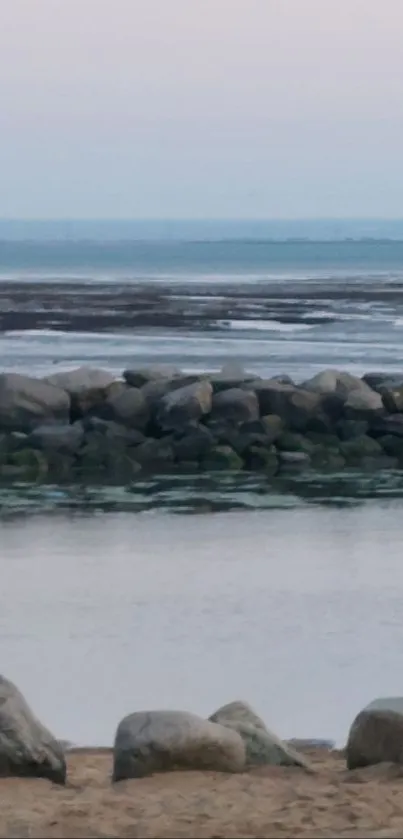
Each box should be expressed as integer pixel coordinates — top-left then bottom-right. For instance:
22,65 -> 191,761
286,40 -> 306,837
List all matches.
1,0 -> 403,218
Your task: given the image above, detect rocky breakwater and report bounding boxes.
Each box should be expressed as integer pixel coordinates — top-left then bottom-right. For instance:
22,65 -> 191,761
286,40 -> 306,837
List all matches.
1,364 -> 403,483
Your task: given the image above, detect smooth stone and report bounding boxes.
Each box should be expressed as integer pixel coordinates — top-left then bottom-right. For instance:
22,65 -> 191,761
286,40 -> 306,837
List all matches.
336,419 -> 369,440
172,424 -> 214,463
370,414 -> 403,438
157,381 -> 213,429
380,385 -> 403,413
275,432 -> 316,454
343,388 -> 383,417
0,374 -> 70,432
339,435 -> 383,464
123,365 -> 180,388
209,701 -> 312,770
203,444 -> 244,471
45,366 -> 115,394
133,438 -> 174,469
28,422 -> 84,454
112,710 -> 246,781
211,388 -> 259,424
0,675 -> 66,784
253,381 -> 325,432
346,707 -> 403,770
303,369 -> 375,399
101,387 -> 150,430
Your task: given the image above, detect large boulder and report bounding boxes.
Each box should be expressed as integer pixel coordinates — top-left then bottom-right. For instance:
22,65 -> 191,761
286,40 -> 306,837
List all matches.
123,365 -> 180,388
172,424 -> 214,463
380,385 -> 403,414
112,709 -> 246,781
28,422 -> 84,454
0,675 -> 66,783
252,381 -> 325,432
45,366 -> 115,394
303,369 -> 372,398
157,381 -> 213,430
346,698 -> 403,769
0,374 -> 70,432
211,388 -> 259,424
100,386 -> 150,429
209,701 -> 311,770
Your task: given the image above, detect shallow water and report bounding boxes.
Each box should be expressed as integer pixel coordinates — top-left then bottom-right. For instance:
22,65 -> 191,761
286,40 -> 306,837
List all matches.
1,498 -> 403,748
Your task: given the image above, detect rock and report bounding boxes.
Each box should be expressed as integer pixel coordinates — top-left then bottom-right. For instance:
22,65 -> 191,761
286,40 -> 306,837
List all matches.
209,701 -> 312,770
362,372 -> 403,392
82,417 -> 145,447
142,375 -> 201,407
303,369 -> 372,398
365,697 -> 403,714
172,424 -> 214,463
203,445 -> 244,471
157,381 -> 213,429
28,422 -> 84,454
346,707 -> 403,770
211,388 -> 259,424
277,451 -> 311,468
275,432 -> 316,454
253,381 -> 324,432
0,374 -> 70,432
380,385 -> 403,413
244,445 -> 278,473
259,414 -> 284,442
45,366 -> 115,394
208,365 -> 257,393
378,434 -> 403,458
101,387 -> 149,429
336,419 -> 369,440
133,438 -> 174,469
339,435 -> 383,465
0,675 -> 66,783
8,448 -> 49,479
112,709 -> 246,781
123,366 -> 180,388
370,414 -> 403,438
343,388 -> 383,418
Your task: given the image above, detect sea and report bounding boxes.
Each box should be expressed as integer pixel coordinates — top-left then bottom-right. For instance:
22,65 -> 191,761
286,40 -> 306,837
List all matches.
2,218 -> 403,748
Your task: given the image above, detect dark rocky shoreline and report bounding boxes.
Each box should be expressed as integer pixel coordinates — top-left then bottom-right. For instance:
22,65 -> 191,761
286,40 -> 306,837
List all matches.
2,364 -> 403,484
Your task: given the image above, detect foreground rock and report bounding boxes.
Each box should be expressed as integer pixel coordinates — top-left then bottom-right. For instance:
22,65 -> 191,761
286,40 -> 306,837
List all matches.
209,700 -> 312,770
346,697 -> 403,769
112,709 -> 246,781
0,374 -> 70,432
0,675 -> 66,783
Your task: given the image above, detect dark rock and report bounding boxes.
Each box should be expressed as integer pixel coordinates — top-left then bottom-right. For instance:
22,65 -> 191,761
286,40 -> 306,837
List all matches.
28,422 -> 84,454
339,435 -> 383,465
347,706 -> 403,770
311,448 -> 346,470
362,372 -> 403,392
142,375 -> 202,407
100,386 -> 150,429
172,424 -> 214,463
211,387 -> 259,424
123,365 -> 180,388
112,710 -> 246,781
244,445 -> 278,473
0,374 -> 70,432
82,417 -> 145,447
132,438 -> 174,469
380,385 -> 403,413
0,675 -> 66,784
157,381 -> 213,429
276,432 -> 316,454
378,434 -> 403,458
336,419 -> 369,440
369,414 -> 403,438
203,445 -> 244,471
7,448 -> 49,479
253,381 -> 324,431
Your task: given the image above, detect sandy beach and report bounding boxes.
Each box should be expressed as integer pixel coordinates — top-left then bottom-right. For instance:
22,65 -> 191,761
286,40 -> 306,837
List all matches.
1,747 -> 403,838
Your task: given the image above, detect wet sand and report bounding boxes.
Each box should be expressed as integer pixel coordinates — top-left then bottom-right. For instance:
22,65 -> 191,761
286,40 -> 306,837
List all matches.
2,748 -> 403,838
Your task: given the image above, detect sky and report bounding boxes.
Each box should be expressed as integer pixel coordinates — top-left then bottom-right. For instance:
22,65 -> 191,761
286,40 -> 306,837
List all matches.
1,0 -> 403,219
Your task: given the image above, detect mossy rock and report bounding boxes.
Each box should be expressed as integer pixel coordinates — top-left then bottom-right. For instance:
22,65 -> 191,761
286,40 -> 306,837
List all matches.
203,445 -> 244,471
378,434 -> 403,459
339,435 -> 383,465
305,431 -> 341,450
244,445 -> 278,473
276,432 -> 316,454
8,448 -> 48,479
311,447 -> 346,470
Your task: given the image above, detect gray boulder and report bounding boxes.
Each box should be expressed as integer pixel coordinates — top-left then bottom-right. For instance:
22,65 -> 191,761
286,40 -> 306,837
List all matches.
28,422 -> 84,454
157,381 -> 213,429
112,709 -> 246,781
209,701 -> 311,770
101,387 -> 149,429
45,366 -> 116,394
0,374 -> 70,432
303,369 -> 371,398
344,388 -> 383,417
123,365 -> 180,388
252,381 -> 324,431
211,388 -> 259,424
346,701 -> 403,769
0,675 -> 66,784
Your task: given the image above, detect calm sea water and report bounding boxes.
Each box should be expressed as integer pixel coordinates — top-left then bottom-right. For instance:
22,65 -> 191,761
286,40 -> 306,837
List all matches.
2,221 -> 403,747
2,502 -> 403,748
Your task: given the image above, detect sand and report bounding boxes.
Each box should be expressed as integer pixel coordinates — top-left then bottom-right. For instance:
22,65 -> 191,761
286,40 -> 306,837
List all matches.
1,747 -> 403,838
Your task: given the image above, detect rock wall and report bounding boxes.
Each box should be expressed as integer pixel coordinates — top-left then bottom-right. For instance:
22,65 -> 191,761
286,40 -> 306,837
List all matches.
1,365 -> 403,482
